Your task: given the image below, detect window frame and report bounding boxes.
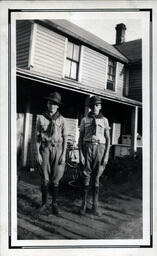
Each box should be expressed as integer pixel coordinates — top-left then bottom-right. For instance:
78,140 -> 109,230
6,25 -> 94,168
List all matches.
106,57 -> 117,91
123,67 -> 130,97
64,39 -> 81,81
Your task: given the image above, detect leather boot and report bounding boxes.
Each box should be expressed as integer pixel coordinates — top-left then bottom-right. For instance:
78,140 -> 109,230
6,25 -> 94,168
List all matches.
41,185 -> 48,206
79,186 -> 88,215
39,185 -> 48,214
92,187 -> 102,216
51,186 -> 61,216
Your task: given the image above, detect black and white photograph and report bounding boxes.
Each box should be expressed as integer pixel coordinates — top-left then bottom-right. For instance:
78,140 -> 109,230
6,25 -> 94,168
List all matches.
16,16 -> 144,241
0,1 -> 157,256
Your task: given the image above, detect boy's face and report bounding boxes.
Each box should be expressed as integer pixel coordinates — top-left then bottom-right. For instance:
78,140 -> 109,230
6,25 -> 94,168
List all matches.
47,101 -> 59,115
90,103 -> 102,115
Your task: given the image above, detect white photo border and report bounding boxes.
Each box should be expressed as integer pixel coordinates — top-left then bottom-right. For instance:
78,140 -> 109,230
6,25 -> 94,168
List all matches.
9,8 -> 151,248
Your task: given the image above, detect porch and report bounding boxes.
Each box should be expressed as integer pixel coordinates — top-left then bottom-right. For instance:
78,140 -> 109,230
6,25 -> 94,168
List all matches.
16,74 -> 142,170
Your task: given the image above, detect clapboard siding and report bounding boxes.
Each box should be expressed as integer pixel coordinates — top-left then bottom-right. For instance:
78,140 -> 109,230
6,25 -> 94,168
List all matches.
16,21 -> 32,68
81,46 -> 107,90
129,67 -> 142,101
33,24 -> 65,79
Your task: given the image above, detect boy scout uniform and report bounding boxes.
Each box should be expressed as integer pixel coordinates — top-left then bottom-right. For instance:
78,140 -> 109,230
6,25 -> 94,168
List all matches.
79,96 -> 110,216
36,92 -> 67,216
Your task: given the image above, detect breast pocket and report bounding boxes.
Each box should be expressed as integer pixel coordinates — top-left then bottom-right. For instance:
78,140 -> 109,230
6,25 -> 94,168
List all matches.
96,123 -> 105,137
55,121 -> 62,138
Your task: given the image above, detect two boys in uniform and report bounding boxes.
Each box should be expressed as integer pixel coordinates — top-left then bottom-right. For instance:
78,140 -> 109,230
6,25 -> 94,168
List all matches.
36,92 -> 110,216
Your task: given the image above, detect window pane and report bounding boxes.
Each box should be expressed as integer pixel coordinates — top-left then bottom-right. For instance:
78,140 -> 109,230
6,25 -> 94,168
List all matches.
65,59 -> 71,77
107,80 -> 114,90
107,58 -> 116,83
71,62 -> 77,79
73,45 -> 80,61
67,42 -> 73,59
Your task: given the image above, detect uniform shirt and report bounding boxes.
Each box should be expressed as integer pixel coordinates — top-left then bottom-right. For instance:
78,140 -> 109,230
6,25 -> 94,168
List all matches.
36,113 -> 67,144
79,116 -> 110,144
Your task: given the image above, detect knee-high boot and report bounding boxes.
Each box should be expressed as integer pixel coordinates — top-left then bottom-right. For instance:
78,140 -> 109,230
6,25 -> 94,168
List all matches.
41,185 -> 48,206
92,186 -> 101,216
51,185 -> 61,216
79,186 -> 89,215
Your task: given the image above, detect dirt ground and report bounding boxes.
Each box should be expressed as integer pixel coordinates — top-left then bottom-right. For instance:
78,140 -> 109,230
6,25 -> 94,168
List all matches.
17,168 -> 142,240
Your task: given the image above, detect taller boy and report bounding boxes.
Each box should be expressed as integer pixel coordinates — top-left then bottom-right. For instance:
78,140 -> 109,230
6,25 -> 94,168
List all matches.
36,92 -> 67,216
79,95 -> 110,216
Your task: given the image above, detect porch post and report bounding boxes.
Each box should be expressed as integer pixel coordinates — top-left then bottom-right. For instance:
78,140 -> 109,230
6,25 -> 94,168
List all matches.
84,95 -> 90,116
22,103 -> 30,167
131,106 -> 138,153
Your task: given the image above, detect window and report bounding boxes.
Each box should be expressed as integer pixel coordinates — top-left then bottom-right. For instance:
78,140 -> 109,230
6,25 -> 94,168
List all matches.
123,68 -> 129,96
107,58 -> 117,91
65,41 -> 80,80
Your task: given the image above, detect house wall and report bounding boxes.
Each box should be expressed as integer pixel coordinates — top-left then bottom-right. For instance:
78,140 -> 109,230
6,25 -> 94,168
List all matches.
16,21 -> 128,99
128,65 -> 142,102
16,21 -> 142,168
81,46 -> 107,90
16,20 -> 32,68
33,23 -> 66,79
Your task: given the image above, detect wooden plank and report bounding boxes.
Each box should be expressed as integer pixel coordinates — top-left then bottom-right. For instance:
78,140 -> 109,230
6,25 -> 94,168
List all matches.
34,42 -> 64,56
34,53 -> 64,67
16,21 -> 31,69
36,31 -> 65,46
18,216 -> 64,239
33,63 -> 63,75
36,23 -> 65,41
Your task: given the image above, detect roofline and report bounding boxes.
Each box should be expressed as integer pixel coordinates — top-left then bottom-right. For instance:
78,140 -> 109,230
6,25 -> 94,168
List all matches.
16,68 -> 142,107
33,19 -> 128,64
113,38 -> 142,47
114,39 -> 142,63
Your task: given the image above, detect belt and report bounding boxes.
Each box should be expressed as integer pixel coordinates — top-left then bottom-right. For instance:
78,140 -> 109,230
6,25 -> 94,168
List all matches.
41,140 -> 62,147
84,140 -> 105,145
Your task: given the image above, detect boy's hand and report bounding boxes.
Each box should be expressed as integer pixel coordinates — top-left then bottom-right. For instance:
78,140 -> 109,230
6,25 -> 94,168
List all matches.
79,153 -> 85,166
36,153 -> 42,165
58,153 -> 65,165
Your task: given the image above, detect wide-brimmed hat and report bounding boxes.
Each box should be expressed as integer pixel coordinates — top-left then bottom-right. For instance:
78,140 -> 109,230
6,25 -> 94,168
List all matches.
89,95 -> 102,106
45,92 -> 63,105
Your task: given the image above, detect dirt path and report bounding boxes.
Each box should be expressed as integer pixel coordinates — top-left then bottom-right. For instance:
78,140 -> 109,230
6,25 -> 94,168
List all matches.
17,170 -> 142,240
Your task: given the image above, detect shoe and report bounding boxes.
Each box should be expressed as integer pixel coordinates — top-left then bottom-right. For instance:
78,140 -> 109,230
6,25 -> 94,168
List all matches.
91,206 -> 102,217
52,203 -> 61,217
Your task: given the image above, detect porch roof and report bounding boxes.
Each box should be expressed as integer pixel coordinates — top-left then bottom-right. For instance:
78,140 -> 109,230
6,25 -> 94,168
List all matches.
17,68 -> 142,108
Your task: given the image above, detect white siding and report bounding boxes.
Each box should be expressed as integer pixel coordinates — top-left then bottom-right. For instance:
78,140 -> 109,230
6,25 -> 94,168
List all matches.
33,24 -> 66,79
81,46 -> 107,90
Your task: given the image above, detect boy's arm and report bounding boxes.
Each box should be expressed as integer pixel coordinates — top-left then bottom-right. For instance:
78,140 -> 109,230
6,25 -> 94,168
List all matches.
36,117 -> 42,165
58,118 -> 67,164
101,119 -> 110,167
78,118 -> 85,166
102,129 -> 110,166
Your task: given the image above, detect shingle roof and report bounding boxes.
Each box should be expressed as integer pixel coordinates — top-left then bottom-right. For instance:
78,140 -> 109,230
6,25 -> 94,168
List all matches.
38,19 -> 128,63
115,39 -> 142,63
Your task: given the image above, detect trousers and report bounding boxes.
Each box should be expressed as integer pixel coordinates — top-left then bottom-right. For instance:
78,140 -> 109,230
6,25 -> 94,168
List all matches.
82,143 -> 106,187
40,142 -> 65,186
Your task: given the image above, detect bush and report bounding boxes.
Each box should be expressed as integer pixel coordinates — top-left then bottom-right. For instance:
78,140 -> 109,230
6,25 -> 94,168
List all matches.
105,152 -> 142,185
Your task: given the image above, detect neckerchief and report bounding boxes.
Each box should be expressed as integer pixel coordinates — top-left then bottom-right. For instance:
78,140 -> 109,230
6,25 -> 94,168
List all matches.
88,111 -> 103,135
43,111 -> 60,137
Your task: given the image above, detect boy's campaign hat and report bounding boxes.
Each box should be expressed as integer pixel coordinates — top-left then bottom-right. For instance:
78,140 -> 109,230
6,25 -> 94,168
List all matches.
45,92 -> 63,105
89,95 -> 102,106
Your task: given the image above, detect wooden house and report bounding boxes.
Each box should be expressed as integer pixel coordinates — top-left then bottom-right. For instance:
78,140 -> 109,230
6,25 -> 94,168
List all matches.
16,19 -> 142,168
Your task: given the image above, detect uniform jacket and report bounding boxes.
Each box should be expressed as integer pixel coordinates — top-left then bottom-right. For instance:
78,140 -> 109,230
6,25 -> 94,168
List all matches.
79,114 -> 110,144
36,112 -> 67,145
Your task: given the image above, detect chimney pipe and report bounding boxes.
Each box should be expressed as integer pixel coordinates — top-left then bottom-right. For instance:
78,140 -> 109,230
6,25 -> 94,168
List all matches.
115,23 -> 126,44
